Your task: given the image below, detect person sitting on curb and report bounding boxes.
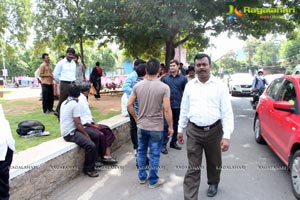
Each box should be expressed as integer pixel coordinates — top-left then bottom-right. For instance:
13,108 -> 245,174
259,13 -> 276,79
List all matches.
60,83 -> 100,177
78,82 -> 118,165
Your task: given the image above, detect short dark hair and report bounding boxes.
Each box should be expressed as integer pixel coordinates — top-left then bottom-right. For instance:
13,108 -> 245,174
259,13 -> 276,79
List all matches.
146,58 -> 160,75
58,55 -> 65,59
66,47 -> 75,54
74,54 -> 79,59
80,82 -> 91,92
170,59 -> 179,66
188,65 -> 195,72
194,53 -> 211,65
68,83 -> 81,98
136,63 -> 147,77
134,59 -> 146,67
42,53 -> 48,59
96,61 -> 100,66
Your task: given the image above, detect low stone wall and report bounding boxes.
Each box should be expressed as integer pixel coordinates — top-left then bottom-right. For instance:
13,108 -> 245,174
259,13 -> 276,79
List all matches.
9,114 -> 130,200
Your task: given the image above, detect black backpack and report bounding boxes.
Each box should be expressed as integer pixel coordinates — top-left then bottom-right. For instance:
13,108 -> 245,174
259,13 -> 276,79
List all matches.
16,120 -> 45,136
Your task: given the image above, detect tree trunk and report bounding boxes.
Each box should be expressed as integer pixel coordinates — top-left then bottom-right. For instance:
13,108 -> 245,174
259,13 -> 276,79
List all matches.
79,37 -> 84,64
165,39 -> 175,71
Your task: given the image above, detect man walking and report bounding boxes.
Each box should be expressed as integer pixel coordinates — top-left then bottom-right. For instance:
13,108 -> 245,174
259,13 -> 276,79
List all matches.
161,59 -> 187,154
39,53 -> 54,114
53,47 -> 76,117
177,53 -> 234,199
127,58 -> 173,188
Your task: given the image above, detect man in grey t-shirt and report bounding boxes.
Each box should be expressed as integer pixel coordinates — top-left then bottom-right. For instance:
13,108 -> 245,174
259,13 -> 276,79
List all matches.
127,58 -> 174,189
60,84 -> 100,177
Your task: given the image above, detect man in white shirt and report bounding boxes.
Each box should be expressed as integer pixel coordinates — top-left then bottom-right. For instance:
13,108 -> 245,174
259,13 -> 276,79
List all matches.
78,83 -> 117,164
0,118 -> 15,200
60,84 -> 100,177
53,47 -> 77,117
177,53 -> 234,199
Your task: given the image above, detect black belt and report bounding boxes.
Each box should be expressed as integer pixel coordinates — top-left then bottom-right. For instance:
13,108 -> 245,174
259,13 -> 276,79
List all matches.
190,119 -> 221,131
60,80 -> 74,84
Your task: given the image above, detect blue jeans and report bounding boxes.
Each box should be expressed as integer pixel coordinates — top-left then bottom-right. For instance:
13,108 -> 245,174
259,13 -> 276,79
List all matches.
137,128 -> 163,185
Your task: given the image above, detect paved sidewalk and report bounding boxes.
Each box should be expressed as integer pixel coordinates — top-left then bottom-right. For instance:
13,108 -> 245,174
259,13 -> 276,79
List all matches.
49,141 -> 189,200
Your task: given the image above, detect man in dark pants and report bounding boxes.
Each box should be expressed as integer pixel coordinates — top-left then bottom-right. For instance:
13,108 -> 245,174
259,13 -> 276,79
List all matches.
177,53 -> 234,199
53,47 -> 76,117
60,84 -> 99,177
0,119 -> 15,200
161,59 -> 187,154
122,59 -> 146,155
39,53 -> 54,114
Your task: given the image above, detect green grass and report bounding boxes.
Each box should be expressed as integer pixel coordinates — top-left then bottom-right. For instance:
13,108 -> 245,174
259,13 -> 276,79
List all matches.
0,99 -> 119,152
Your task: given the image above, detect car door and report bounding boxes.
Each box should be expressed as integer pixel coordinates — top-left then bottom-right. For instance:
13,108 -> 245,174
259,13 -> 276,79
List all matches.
259,78 -> 283,142
268,79 -> 298,162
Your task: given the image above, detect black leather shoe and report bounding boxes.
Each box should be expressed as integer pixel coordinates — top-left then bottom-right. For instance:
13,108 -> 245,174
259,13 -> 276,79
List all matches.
170,143 -> 182,150
207,184 -> 218,197
161,147 -> 168,154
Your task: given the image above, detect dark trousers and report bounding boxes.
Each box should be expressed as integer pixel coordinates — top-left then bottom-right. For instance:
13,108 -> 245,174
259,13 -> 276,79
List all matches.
162,108 -> 180,147
85,124 -> 116,158
0,148 -> 13,200
64,130 -> 99,172
183,121 -> 223,200
92,80 -> 101,98
129,112 -> 138,150
41,84 -> 54,113
56,81 -> 71,114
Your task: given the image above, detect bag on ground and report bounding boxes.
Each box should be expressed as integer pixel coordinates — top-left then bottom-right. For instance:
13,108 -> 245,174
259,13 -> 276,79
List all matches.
16,120 -> 45,136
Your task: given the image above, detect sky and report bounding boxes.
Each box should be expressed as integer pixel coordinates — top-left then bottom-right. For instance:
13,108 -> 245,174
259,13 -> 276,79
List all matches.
205,32 -> 246,61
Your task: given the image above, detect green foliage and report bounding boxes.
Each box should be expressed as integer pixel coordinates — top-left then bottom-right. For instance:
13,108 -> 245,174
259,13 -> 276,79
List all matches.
279,30 -> 300,67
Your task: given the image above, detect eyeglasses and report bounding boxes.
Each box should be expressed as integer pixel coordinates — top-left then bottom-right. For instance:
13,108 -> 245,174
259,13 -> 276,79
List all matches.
195,63 -> 209,67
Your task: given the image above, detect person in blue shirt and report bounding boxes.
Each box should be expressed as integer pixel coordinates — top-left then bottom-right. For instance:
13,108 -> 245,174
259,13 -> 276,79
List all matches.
161,59 -> 188,154
122,59 -> 146,154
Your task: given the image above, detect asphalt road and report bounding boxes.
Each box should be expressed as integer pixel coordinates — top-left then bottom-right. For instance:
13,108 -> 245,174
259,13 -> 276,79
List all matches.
49,96 -> 296,200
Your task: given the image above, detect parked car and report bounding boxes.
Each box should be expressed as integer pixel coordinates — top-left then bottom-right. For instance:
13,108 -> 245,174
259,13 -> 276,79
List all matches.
228,73 -> 253,96
253,75 -> 300,199
264,73 -> 284,85
292,64 -> 300,75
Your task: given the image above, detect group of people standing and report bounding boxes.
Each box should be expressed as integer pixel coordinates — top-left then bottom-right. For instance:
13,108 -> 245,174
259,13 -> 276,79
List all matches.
125,53 -> 234,199
38,48 -> 116,178
37,48 -> 104,116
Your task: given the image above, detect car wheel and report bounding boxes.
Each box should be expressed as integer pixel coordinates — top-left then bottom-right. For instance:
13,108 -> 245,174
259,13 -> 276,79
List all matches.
254,116 -> 264,144
291,150 -> 300,200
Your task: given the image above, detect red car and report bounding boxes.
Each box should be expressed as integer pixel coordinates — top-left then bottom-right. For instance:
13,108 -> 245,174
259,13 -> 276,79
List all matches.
254,75 -> 300,199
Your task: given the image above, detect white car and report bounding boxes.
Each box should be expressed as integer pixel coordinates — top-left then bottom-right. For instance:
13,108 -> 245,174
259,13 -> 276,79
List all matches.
228,73 -> 253,96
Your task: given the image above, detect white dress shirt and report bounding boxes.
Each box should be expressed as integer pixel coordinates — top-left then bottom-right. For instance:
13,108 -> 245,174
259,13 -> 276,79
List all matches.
53,58 -> 76,82
78,93 -> 94,125
0,119 -> 15,161
178,75 -> 234,139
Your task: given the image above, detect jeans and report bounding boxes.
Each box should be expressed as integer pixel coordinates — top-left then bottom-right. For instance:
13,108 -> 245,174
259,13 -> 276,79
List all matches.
137,128 -> 163,185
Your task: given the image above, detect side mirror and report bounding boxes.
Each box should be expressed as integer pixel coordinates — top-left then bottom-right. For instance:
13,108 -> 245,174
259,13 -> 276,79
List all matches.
273,101 -> 295,113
